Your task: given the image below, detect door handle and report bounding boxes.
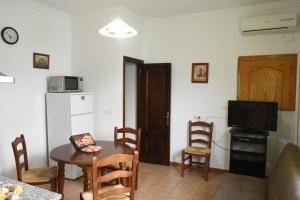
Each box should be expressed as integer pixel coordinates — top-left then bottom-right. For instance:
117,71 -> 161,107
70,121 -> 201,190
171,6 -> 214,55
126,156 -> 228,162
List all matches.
166,112 -> 170,126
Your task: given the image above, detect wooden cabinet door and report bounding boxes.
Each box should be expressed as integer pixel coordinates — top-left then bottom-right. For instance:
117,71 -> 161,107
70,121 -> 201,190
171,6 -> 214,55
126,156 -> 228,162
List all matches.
238,54 -> 297,111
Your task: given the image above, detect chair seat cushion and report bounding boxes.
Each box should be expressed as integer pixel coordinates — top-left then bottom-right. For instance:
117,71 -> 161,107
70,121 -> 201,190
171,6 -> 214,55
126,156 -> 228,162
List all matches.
183,146 -> 211,155
81,184 -> 130,200
22,166 -> 57,183
213,173 -> 266,200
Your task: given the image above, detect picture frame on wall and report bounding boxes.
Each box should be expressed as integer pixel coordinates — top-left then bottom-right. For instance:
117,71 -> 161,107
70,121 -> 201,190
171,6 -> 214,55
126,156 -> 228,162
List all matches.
33,53 -> 49,69
192,63 -> 209,83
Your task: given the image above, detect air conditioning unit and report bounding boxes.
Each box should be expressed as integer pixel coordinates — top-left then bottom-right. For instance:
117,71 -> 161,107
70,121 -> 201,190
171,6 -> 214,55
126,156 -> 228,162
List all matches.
240,13 -> 298,35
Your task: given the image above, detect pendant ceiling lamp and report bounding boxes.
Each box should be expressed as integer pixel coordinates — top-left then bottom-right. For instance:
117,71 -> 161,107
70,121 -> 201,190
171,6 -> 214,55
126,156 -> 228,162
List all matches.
99,0 -> 137,38
99,18 -> 137,38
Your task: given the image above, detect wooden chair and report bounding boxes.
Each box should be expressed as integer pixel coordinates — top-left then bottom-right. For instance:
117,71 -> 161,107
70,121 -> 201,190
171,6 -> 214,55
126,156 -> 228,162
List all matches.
112,127 -> 141,188
11,134 -> 57,192
80,151 -> 138,200
181,120 -> 214,181
114,127 -> 141,155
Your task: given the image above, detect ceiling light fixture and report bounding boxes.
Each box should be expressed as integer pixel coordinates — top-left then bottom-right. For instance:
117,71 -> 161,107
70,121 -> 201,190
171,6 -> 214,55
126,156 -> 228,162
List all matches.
99,0 -> 137,39
99,18 -> 137,38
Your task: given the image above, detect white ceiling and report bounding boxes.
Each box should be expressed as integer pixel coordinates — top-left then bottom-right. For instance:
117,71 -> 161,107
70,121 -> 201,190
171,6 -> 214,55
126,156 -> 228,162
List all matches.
32,0 -> 283,19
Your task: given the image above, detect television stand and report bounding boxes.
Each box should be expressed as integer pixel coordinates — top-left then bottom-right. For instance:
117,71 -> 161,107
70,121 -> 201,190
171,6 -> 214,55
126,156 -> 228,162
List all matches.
229,128 -> 269,178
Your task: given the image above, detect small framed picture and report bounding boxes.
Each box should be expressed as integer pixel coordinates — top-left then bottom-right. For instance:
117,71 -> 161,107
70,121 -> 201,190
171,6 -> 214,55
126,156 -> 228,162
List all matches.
192,63 -> 209,83
33,53 -> 49,69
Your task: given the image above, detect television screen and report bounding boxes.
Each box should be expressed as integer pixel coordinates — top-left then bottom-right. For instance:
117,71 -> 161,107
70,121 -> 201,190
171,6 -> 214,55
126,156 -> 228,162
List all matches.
228,100 -> 278,131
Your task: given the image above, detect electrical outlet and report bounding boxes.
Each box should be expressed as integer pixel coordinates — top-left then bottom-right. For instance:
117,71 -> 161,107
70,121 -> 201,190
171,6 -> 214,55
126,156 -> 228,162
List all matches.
192,115 -> 201,121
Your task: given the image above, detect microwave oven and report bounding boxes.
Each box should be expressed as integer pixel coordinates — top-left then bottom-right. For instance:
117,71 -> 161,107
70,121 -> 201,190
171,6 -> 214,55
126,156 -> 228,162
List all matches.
48,76 -> 83,93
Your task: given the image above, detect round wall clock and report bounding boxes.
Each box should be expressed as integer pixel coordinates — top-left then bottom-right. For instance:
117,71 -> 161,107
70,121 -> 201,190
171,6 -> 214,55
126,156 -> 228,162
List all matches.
1,27 -> 19,45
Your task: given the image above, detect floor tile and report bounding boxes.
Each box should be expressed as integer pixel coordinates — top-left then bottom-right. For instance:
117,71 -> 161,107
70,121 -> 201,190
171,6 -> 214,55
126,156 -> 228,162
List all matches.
39,162 -> 225,200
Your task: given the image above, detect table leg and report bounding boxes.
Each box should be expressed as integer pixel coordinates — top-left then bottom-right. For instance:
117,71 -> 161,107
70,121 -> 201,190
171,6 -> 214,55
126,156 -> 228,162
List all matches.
82,166 -> 92,191
57,162 -> 65,199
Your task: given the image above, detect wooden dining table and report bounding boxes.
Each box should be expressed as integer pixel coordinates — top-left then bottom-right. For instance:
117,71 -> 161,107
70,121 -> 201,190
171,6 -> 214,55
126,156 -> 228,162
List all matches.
50,140 -> 133,199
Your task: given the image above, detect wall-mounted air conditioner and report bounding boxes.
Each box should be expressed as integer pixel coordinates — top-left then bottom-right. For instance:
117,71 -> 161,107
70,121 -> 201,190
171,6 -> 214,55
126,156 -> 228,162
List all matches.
240,13 -> 298,35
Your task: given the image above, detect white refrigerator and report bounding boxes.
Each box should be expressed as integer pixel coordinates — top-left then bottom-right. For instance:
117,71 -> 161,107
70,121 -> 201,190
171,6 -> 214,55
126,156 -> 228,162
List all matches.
46,93 -> 94,179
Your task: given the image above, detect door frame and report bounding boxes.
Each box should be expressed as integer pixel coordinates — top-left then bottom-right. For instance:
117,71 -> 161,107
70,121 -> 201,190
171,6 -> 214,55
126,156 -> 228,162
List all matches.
123,56 -> 144,127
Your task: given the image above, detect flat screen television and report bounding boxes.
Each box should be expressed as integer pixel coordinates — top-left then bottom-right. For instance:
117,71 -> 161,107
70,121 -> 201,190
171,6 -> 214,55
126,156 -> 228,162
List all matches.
228,100 -> 278,131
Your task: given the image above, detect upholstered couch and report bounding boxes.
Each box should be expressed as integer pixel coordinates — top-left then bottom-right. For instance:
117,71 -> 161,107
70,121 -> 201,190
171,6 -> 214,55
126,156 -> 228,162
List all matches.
213,143 -> 300,200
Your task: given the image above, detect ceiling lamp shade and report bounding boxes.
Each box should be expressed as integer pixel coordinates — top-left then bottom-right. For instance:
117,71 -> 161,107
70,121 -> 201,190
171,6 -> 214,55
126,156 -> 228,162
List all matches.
99,19 -> 137,38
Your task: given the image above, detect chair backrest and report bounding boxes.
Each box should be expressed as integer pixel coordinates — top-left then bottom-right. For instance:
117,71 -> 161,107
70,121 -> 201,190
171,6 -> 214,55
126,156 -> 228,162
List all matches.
188,120 -> 214,148
91,151 -> 138,200
114,127 -> 141,153
11,134 -> 29,181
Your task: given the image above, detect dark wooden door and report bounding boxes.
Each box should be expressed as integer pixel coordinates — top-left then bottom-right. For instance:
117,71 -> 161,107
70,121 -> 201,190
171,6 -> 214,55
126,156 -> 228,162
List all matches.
137,63 -> 171,165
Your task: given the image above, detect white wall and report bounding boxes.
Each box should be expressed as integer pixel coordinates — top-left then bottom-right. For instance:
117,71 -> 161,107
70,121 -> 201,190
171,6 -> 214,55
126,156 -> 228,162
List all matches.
0,0 -> 71,177
125,63 -> 137,128
71,6 -> 144,141
142,1 -> 300,169
1,0 -> 298,177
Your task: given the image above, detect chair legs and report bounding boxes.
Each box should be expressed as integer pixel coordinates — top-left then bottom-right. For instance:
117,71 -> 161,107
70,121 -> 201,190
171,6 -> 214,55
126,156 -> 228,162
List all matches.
181,150 -> 185,177
189,155 -> 192,168
204,155 -> 210,181
181,152 -> 210,181
135,163 -> 139,190
50,177 -> 57,192
181,151 -> 193,177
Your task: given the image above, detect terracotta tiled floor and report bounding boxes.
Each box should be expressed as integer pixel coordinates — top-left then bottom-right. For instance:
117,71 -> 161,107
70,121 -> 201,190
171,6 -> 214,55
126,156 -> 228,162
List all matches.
60,162 -> 225,200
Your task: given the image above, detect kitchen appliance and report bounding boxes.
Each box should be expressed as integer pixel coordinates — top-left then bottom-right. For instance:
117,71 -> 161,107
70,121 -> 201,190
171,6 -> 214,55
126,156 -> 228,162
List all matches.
46,92 -> 93,179
47,76 -> 83,93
